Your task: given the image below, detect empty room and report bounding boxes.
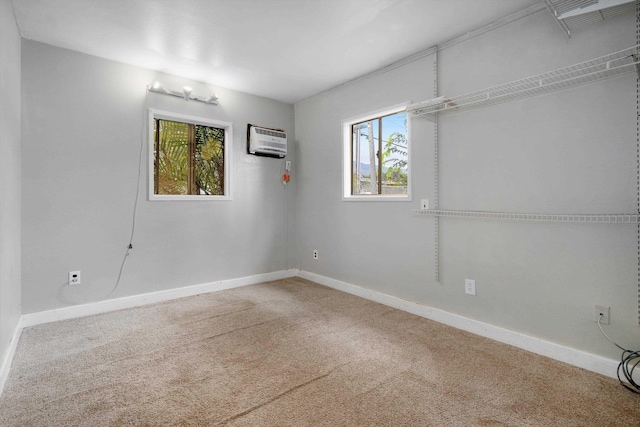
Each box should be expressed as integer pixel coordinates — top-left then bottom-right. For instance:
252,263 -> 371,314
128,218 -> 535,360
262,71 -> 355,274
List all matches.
1,0 -> 639,424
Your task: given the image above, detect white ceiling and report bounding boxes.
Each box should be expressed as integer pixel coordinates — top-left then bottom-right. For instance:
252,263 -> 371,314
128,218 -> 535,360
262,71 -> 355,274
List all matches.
11,0 -> 542,104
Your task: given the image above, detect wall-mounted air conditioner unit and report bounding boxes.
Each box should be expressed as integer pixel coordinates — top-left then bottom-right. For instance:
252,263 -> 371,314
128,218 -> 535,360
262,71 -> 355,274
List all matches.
247,124 -> 287,158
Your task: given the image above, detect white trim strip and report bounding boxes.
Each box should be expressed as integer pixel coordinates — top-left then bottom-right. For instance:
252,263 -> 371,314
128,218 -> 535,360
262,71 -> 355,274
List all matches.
2,267 -> 617,399
297,270 -> 618,379
20,269 -> 298,328
1,269 -> 299,397
0,318 -> 24,396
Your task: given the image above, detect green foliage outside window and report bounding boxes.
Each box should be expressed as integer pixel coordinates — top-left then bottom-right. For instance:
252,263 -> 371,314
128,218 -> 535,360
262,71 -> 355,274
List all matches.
154,119 -> 225,195
382,122 -> 408,186
351,111 -> 407,195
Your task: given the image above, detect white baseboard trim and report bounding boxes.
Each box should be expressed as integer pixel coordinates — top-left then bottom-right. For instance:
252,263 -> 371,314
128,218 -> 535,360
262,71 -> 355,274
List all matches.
0,317 -> 24,397
21,269 -> 299,328
1,269 -> 298,398
297,270 -> 619,379
3,267 -> 618,398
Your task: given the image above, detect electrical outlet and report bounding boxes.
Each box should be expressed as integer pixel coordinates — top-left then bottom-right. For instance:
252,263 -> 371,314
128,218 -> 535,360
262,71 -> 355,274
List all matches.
69,271 -> 81,286
465,279 -> 476,296
595,305 -> 610,325
285,160 -> 291,171
421,199 -> 429,210
313,250 -> 318,260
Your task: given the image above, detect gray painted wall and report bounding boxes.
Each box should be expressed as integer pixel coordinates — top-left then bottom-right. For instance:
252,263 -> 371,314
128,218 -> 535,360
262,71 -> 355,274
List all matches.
21,41 -> 295,313
0,0 -> 22,363
294,9 -> 637,360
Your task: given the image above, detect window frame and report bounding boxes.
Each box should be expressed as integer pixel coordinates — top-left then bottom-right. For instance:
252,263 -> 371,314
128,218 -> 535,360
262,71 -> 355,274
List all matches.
342,103 -> 411,201
148,108 -> 233,201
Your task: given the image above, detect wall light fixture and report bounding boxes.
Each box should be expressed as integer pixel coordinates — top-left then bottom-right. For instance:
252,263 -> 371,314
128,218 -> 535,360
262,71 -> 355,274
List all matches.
147,82 -> 218,105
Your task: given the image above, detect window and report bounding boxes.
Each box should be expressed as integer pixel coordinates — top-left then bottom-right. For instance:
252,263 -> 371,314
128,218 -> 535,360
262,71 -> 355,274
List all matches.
343,105 -> 410,200
148,109 -> 232,200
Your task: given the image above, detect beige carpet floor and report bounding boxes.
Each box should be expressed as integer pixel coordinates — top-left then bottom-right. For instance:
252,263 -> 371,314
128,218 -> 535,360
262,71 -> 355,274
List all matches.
0,277 -> 638,426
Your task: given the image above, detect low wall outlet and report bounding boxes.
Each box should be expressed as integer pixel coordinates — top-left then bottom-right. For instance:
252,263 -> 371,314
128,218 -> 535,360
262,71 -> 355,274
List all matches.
595,305 -> 610,325
421,199 -> 429,210
313,250 -> 318,260
465,279 -> 476,295
69,271 -> 81,286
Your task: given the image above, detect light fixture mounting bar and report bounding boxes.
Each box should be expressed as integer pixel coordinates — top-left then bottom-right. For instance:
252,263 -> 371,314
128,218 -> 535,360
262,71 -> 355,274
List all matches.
147,82 -> 218,105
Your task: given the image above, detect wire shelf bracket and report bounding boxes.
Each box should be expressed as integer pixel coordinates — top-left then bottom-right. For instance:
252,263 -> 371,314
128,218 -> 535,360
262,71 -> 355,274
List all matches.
407,45 -> 640,118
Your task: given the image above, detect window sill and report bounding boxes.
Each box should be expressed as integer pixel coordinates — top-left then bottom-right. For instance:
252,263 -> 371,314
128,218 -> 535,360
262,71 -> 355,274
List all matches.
342,195 -> 411,202
150,195 -> 232,201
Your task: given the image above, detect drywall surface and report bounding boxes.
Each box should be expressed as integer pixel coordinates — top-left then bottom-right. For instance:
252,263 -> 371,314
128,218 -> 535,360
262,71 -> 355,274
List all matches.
21,41 -> 295,313
0,0 -> 22,365
294,49 -> 436,302
294,9 -> 637,361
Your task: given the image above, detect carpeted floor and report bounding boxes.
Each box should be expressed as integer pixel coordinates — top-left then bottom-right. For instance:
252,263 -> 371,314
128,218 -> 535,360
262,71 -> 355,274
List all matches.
0,277 -> 638,426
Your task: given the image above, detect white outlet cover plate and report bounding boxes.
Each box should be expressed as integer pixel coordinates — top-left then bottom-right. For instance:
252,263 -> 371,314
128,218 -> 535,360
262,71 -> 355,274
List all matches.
465,279 -> 476,295
69,270 -> 81,285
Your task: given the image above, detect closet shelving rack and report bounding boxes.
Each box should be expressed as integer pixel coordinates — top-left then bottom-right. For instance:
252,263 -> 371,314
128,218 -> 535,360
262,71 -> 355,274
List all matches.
412,209 -> 639,224
411,45 -> 639,225
407,45 -> 640,118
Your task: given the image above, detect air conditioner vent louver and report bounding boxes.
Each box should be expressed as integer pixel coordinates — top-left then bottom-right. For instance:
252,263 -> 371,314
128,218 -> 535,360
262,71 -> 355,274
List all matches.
255,128 -> 287,139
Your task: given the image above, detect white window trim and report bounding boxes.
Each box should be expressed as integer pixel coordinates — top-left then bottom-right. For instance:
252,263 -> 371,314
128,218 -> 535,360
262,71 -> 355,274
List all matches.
148,108 -> 233,201
342,102 -> 411,202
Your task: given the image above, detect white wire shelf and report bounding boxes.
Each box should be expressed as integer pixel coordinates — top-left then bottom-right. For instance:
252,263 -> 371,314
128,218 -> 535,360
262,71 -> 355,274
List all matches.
407,45 -> 640,117
412,209 -> 639,224
545,0 -> 636,38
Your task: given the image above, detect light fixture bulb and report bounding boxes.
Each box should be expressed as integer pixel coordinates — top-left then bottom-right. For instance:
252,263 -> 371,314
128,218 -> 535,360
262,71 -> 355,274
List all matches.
152,81 -> 161,90
183,86 -> 193,100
